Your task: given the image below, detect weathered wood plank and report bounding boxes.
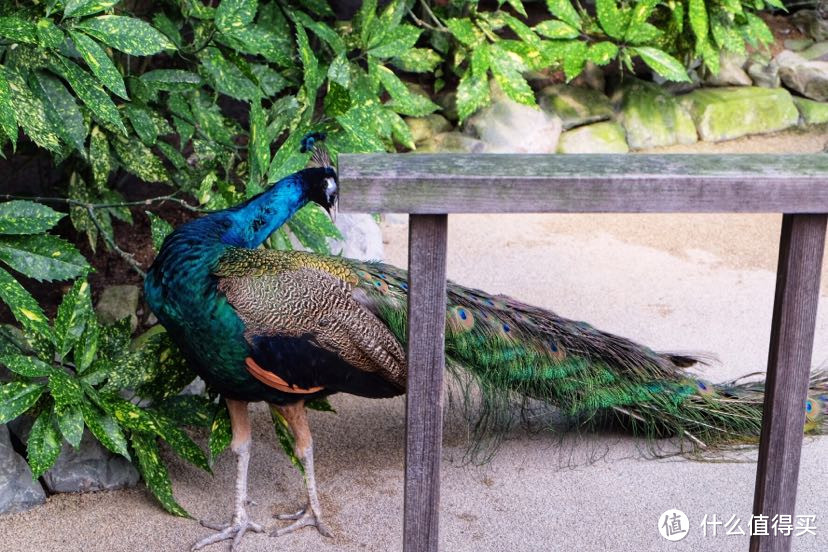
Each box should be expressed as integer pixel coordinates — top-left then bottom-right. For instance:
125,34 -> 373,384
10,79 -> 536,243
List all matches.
338,154 -> 828,214
751,214 -> 827,552
403,214 -> 448,552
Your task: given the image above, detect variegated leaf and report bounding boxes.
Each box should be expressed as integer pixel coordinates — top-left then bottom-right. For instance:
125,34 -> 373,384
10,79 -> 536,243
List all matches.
77,16 -> 175,55
55,403 -> 84,448
27,409 -> 62,478
80,401 -> 130,459
208,401 -> 231,465
0,353 -> 52,377
376,66 -> 438,116
131,431 -> 190,516
392,48 -> 441,73
0,69 -> 17,146
0,267 -> 52,339
112,136 -> 169,183
0,17 -> 38,44
48,369 -> 84,410
32,71 -> 87,153
146,212 -> 174,253
141,69 -> 202,92
54,278 -> 92,358
0,234 -> 89,282
68,31 -> 128,100
88,126 -> 111,191
0,381 -> 45,424
64,0 -> 120,18
3,67 -> 62,153
215,0 -> 257,35
634,46 -> 691,82
0,201 -> 63,235
54,57 -> 126,135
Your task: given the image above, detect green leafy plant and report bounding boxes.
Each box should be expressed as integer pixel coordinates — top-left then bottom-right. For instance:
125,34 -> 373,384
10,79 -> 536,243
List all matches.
0,199 -> 226,514
0,0 -> 780,212
430,0 -> 780,120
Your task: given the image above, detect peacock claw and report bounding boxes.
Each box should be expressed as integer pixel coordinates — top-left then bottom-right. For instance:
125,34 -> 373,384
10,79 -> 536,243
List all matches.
191,518 -> 264,551
271,507 -> 333,538
274,508 -> 305,521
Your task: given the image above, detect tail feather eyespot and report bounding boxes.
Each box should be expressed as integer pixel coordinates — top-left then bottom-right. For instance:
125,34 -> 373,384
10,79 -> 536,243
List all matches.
372,279 -> 389,294
806,396 -> 822,422
695,379 -> 715,397
448,305 -> 475,332
544,339 -> 566,361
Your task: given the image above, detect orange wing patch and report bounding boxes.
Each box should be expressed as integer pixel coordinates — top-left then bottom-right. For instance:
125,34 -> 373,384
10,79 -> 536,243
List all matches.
245,357 -> 324,394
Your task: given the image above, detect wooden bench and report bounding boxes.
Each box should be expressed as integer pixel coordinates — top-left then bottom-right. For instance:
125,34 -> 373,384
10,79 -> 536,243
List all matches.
338,153 -> 828,552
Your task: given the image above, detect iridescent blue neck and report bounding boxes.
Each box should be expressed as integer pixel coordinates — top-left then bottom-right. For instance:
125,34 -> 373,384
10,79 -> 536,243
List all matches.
220,172 -> 309,249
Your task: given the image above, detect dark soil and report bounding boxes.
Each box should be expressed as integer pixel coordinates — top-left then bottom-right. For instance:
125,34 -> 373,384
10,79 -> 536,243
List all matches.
762,12 -> 809,56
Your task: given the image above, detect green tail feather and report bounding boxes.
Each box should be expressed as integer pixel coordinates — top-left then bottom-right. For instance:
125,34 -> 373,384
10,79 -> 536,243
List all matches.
351,260 -> 827,460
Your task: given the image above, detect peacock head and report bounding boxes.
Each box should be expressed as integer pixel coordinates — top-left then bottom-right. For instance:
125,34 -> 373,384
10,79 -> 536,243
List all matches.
301,132 -> 338,218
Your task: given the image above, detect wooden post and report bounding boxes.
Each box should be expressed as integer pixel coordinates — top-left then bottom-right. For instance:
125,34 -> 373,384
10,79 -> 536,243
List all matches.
750,214 -> 827,552
403,214 -> 448,552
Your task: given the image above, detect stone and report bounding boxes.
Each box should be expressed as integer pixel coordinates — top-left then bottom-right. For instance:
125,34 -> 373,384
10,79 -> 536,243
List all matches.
746,57 -> 781,89
0,424 -> 46,514
465,96 -> 562,153
434,90 -> 458,122
6,414 -> 33,443
794,97 -> 828,125
613,79 -> 697,149
404,81 -> 430,100
417,131 -> 487,153
800,41 -> 828,62
792,9 -> 828,42
329,213 -> 383,261
784,38 -> 815,52
556,121 -> 629,154
96,285 -> 140,332
570,61 -> 606,93
538,84 -> 614,130
680,86 -> 799,141
180,376 -> 206,396
705,52 -> 752,86
41,429 -> 139,493
653,60 -> 703,95
776,50 -> 828,101
405,114 -> 452,146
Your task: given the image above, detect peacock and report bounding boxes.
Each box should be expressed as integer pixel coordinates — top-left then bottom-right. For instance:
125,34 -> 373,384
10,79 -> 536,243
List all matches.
144,136 -> 828,551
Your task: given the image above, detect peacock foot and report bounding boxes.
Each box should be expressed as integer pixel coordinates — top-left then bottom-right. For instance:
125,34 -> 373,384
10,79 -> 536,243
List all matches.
271,506 -> 333,538
191,517 -> 264,551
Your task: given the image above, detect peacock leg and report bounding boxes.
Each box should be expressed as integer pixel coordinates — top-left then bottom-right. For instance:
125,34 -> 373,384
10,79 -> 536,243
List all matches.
192,399 -> 264,551
270,401 -> 333,538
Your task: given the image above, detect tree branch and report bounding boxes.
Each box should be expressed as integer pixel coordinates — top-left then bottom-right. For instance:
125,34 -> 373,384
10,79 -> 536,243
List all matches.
0,194 -> 209,213
86,206 -> 147,278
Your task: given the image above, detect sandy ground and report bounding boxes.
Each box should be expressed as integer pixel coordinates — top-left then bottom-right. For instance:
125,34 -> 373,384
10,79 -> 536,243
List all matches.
2,126 -> 828,552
